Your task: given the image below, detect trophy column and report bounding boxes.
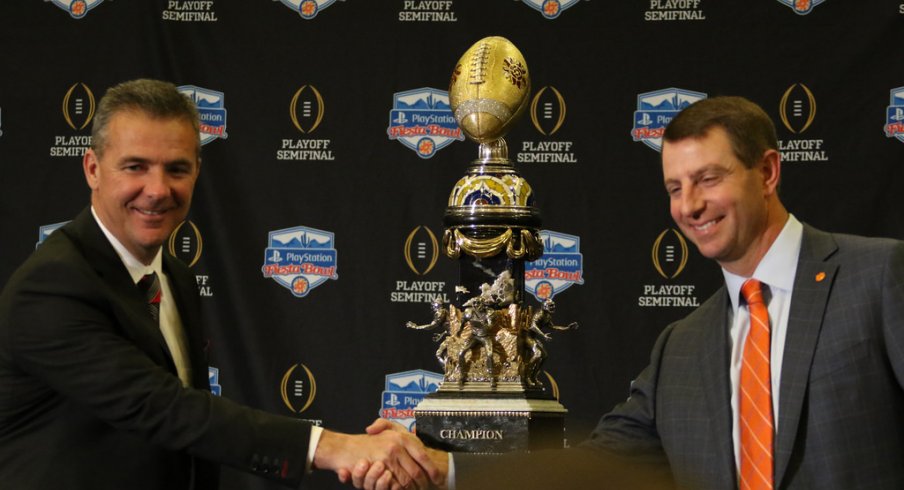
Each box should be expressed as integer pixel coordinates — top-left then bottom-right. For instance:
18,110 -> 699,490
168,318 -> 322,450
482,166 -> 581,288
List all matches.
408,37 -> 570,453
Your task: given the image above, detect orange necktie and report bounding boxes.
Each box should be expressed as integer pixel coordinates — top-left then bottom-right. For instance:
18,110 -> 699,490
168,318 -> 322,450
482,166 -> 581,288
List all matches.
739,279 -> 774,489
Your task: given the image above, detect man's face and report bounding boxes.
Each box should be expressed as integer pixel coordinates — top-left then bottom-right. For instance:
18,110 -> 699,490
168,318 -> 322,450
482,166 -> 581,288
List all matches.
83,110 -> 199,265
662,127 -> 772,275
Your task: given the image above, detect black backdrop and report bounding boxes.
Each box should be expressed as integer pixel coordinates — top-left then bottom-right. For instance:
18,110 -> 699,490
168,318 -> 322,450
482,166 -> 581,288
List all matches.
2,1 -> 903,489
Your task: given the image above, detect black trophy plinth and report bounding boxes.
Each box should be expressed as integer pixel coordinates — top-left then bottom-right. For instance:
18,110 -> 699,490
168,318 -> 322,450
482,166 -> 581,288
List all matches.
415,391 -> 566,453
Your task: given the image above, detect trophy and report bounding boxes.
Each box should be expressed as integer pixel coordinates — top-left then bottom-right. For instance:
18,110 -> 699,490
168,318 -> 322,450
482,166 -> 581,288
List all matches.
407,36 -> 576,453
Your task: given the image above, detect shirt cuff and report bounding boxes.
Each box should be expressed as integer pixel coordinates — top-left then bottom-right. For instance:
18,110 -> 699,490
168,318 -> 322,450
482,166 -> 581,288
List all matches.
306,425 -> 324,473
447,452 -> 456,490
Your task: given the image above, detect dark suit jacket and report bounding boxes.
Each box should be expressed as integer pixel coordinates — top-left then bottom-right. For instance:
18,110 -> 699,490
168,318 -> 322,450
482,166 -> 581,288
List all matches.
457,225 -> 904,489
0,209 -> 312,489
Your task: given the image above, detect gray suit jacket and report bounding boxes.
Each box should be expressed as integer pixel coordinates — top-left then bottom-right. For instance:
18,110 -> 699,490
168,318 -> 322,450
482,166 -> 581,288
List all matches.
586,224 -> 904,489
456,225 -> 904,489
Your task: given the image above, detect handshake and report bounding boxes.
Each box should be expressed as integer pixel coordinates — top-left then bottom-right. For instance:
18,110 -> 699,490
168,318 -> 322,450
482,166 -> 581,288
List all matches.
315,419 -> 449,490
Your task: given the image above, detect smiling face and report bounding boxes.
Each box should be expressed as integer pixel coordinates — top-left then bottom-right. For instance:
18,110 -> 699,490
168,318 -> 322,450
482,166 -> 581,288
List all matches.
662,126 -> 784,276
83,110 -> 200,265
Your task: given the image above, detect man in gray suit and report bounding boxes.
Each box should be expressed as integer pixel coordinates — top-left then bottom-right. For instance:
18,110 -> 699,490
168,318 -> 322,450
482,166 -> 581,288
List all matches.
581,96 -> 904,489
356,96 -> 904,489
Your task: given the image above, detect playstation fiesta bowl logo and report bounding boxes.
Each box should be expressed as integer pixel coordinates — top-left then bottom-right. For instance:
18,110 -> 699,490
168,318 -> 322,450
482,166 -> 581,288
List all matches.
46,0 -> 106,18
36,221 -> 71,248
380,370 -> 442,431
388,88 -> 463,159
632,88 -> 707,152
521,0 -> 582,19
776,0 -> 826,15
178,85 -> 228,146
275,0 -> 341,19
885,86 -> 904,143
262,226 -> 338,297
208,367 -> 222,396
525,230 -> 584,301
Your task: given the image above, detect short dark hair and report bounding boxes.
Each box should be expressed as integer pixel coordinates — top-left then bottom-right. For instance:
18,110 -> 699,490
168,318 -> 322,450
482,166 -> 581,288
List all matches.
663,96 -> 777,168
91,79 -> 200,157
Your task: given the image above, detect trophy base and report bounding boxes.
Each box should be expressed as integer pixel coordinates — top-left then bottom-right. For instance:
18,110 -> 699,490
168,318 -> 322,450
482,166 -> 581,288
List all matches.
414,392 -> 566,453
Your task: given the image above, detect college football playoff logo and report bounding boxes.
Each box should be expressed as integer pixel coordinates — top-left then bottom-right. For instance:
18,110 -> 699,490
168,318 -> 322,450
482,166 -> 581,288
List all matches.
779,83 -> 816,134
290,85 -> 325,134
404,226 -> 440,276
652,228 -> 689,279
281,363 -> 317,413
530,86 -> 566,136
62,82 -> 96,130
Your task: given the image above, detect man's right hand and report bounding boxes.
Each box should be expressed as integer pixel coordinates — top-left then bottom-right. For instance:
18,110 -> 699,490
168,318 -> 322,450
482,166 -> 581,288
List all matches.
339,419 -> 449,490
315,421 -> 444,490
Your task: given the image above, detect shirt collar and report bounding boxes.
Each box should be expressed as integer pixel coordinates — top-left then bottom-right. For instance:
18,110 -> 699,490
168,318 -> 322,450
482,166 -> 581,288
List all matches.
723,214 -> 803,314
91,206 -> 163,284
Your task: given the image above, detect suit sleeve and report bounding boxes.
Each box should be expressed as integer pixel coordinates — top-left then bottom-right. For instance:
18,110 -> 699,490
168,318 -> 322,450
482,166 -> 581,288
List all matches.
580,322 -> 675,467
451,324 -> 679,489
5,254 -> 312,487
883,241 -> 904,389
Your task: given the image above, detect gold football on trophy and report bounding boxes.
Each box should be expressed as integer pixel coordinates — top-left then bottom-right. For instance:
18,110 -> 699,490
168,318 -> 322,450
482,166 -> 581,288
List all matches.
449,36 -> 530,144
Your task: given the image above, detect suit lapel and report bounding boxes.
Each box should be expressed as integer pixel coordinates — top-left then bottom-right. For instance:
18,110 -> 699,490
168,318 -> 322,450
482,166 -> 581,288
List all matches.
696,288 -> 739,487
63,209 -> 178,370
774,225 -> 838,487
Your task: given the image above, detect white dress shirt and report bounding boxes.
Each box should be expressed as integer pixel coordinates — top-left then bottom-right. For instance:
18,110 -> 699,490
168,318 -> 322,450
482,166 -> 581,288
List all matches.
722,214 -> 802,471
91,207 -> 193,387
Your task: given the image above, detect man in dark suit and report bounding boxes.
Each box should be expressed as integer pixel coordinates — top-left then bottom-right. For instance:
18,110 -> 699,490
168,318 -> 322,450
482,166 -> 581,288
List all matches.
0,79 -> 443,490
356,96 -> 904,490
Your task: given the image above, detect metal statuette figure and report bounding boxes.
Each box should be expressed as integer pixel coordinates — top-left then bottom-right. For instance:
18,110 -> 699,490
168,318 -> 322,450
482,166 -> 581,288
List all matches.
406,299 -> 454,368
524,299 -> 578,387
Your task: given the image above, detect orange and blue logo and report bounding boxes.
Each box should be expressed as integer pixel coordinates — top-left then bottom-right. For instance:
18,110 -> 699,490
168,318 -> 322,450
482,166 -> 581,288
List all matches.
388,88 -> 463,159
36,221 -> 70,248
262,226 -> 338,297
885,87 -> 904,143
521,0 -> 582,19
776,0 -> 826,15
275,0 -> 341,19
632,88 -> 707,153
380,370 -> 442,431
525,230 -> 584,301
46,0 -> 106,18
208,367 -> 222,396
178,85 -> 228,146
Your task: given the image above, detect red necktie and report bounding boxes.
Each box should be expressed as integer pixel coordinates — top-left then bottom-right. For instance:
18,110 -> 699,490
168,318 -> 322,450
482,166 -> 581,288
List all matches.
137,272 -> 162,324
739,278 -> 774,489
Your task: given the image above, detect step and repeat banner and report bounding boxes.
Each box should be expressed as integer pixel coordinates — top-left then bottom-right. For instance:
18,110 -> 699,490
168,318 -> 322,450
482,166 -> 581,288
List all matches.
1,2 -> 903,488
